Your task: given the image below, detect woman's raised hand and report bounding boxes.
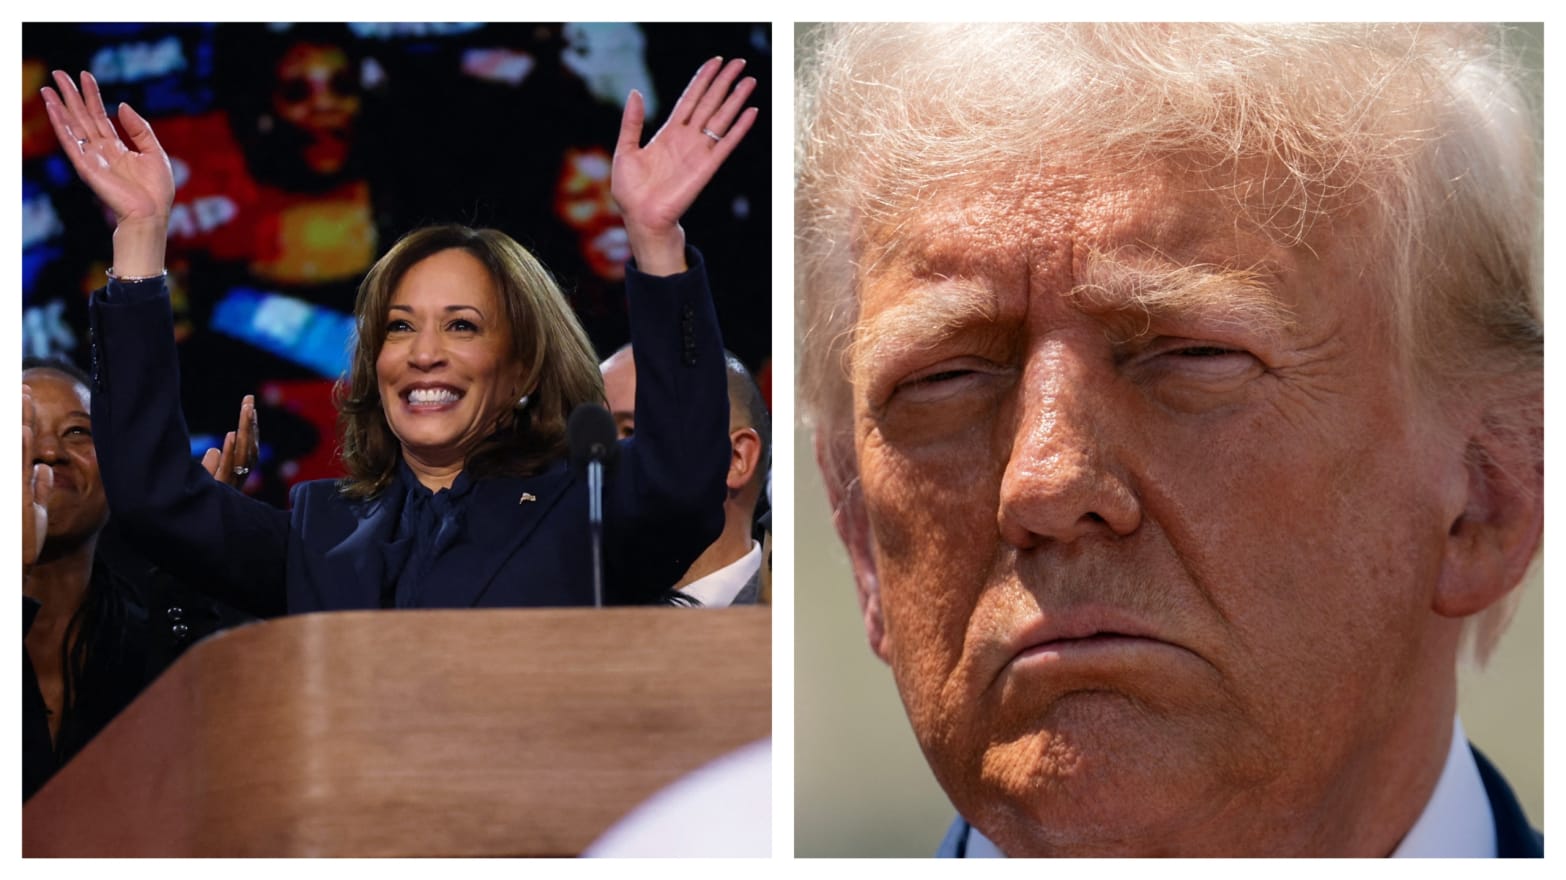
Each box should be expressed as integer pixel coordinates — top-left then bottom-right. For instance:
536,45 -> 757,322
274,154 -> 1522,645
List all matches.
41,70 -> 174,277
611,57 -> 758,276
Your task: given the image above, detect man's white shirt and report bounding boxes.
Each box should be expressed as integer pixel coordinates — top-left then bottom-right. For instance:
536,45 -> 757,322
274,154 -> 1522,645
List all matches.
1389,716 -> 1496,857
965,715 -> 1495,857
680,541 -> 761,607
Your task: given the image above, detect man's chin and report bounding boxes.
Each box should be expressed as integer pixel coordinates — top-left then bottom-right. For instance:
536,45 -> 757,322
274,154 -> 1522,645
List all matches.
945,696 -> 1244,856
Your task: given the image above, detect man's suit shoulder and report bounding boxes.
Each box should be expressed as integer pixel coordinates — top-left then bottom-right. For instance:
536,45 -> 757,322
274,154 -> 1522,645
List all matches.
1472,746 -> 1543,858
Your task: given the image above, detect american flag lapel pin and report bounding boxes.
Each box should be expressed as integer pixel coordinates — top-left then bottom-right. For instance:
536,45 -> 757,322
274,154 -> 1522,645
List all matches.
519,492 -> 537,504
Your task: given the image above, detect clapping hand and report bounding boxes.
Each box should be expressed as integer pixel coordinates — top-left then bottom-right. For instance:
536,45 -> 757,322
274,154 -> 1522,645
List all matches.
201,394 -> 261,489
40,70 -> 174,278
611,57 -> 758,276
22,386 -> 53,576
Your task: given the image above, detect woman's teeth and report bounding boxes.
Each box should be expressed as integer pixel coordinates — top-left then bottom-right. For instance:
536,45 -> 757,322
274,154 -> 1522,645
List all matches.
409,388 -> 459,404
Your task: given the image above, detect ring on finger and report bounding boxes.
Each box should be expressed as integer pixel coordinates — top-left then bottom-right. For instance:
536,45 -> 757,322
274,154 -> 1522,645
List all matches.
76,138 -> 88,148
701,128 -> 722,142
233,466 -> 251,477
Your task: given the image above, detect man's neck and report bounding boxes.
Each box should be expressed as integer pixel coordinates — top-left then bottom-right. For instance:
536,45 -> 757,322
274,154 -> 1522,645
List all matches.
1390,716 -> 1496,856
676,512 -> 756,587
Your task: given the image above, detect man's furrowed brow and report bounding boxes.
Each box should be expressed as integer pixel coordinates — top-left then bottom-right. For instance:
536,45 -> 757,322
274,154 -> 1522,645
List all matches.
1071,255 -> 1297,340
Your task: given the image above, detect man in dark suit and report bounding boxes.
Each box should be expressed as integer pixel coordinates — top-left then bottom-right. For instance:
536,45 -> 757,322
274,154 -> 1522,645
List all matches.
796,24 -> 1542,856
602,345 -> 770,605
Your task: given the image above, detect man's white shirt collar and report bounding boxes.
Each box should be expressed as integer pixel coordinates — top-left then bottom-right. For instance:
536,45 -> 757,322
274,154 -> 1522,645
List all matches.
680,541 -> 761,607
964,714 -> 1495,857
1390,715 -> 1495,857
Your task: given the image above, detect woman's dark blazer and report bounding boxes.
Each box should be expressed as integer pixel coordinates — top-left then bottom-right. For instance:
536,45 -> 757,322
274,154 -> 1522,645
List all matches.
86,252 -> 729,618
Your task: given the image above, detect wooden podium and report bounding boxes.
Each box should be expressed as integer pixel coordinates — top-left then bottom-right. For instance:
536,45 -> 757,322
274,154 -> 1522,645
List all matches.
23,607 -> 771,857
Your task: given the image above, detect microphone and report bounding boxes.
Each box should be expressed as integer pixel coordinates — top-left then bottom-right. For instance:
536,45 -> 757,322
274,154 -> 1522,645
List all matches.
569,402 -> 619,469
569,403 -> 619,607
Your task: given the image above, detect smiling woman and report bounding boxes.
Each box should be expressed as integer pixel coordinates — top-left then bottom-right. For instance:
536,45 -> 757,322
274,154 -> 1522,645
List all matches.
338,226 -> 601,500
40,55 -> 758,614
375,248 -> 520,476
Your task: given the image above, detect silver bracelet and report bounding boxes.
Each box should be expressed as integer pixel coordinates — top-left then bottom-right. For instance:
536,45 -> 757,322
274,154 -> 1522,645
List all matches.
105,267 -> 168,283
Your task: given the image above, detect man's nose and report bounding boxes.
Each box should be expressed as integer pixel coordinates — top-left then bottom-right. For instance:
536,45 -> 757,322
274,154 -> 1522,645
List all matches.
997,348 -> 1141,548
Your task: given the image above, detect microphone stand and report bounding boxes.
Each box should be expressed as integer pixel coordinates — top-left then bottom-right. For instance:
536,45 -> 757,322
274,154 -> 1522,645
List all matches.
570,403 -> 618,610
588,458 -> 605,608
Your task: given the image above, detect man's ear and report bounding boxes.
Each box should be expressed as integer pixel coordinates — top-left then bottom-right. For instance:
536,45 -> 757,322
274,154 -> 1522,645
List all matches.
1434,407 -> 1543,620
727,427 -> 762,493
817,432 -> 890,663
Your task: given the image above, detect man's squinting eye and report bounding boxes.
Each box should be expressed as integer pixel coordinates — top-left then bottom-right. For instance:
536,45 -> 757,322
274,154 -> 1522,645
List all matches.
904,368 -> 974,387
1172,345 -> 1239,357
889,359 -> 1013,405
1145,343 -> 1264,402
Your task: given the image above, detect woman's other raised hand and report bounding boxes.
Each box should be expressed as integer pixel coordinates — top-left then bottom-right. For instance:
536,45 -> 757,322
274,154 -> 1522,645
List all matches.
611,57 -> 758,276
40,70 -> 174,278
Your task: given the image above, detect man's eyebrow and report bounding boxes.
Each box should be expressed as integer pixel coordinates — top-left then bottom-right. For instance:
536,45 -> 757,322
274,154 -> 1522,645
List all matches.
1071,253 -> 1296,339
849,253 -> 1298,375
852,278 -> 1004,374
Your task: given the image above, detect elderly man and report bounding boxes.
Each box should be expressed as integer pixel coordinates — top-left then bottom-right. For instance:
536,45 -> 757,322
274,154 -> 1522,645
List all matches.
797,23 -> 1541,857
602,345 -> 770,605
